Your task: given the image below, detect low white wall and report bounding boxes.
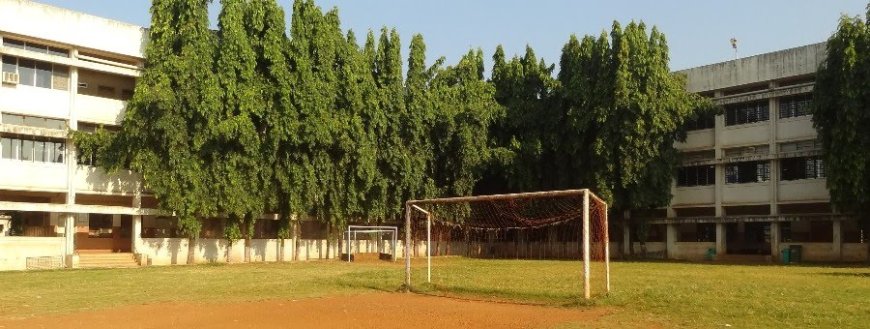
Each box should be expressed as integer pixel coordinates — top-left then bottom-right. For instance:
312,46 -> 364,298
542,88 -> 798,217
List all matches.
139,238 -> 297,265
780,242 -> 869,262
0,237 -> 65,271
842,243 -> 868,262
670,242 -> 716,261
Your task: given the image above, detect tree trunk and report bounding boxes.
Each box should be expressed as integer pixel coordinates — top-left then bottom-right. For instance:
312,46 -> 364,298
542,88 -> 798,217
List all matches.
226,240 -> 233,263
244,214 -> 253,263
187,235 -> 197,265
325,223 -> 332,260
293,220 -> 300,261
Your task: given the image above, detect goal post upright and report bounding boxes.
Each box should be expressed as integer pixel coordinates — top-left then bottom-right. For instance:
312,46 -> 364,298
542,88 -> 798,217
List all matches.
404,203 -> 412,292
605,203 -> 611,293
582,189 -> 591,300
403,188 -> 609,299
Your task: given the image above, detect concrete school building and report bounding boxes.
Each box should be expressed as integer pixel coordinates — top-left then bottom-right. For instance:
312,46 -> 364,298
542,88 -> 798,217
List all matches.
621,43 -> 868,262
0,0 -> 866,271
0,0 -> 399,271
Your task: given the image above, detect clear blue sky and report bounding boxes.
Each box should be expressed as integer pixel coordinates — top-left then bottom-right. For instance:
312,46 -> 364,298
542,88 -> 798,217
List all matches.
36,0 -> 868,71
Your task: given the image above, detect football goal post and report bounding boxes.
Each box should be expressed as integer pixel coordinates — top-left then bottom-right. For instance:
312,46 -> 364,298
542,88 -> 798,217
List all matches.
403,189 -> 609,299
344,225 -> 398,262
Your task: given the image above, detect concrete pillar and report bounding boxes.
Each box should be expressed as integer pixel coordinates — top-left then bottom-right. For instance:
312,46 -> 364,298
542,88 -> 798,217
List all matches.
63,214 -> 75,260
832,219 -> 842,260
132,216 -> 142,253
132,188 -> 142,254
770,221 -> 780,261
666,223 -> 677,259
715,223 -> 726,256
64,56 -> 79,266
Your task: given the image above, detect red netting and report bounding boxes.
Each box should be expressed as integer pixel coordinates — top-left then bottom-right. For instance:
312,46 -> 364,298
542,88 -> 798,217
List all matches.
405,190 -> 610,297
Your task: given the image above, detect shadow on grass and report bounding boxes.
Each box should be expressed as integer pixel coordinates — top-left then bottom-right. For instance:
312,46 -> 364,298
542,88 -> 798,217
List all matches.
409,283 -> 600,308
817,272 -> 870,278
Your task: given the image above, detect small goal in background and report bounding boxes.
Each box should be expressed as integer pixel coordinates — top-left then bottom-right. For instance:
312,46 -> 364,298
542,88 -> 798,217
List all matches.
403,189 -> 610,299
343,225 -> 399,262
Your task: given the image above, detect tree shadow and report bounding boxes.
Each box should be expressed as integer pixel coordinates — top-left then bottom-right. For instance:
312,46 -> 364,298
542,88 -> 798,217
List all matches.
818,272 -> 870,278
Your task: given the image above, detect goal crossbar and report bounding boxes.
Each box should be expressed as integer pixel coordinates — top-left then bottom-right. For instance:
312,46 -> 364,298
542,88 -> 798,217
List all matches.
403,188 -> 610,300
345,225 -> 398,263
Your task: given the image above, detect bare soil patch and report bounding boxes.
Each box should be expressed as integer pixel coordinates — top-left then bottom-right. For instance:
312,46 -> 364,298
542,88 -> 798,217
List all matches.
0,293 -> 611,329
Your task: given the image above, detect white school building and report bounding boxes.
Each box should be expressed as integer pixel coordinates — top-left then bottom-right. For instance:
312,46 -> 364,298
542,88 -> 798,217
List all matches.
0,0 -> 866,270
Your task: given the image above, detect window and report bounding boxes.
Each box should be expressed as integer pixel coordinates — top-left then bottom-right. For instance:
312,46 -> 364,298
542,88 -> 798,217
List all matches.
88,214 -> 114,238
780,221 -> 833,243
2,113 -> 66,130
18,58 -> 35,86
142,216 -> 180,238
52,142 -> 64,163
725,161 -> 770,184
781,156 -> 825,180
725,101 -> 769,126
677,165 -> 716,187
3,38 -> 68,57
685,114 -> 715,131
1,56 -> 15,73
677,223 -> 716,242
34,61 -> 52,88
779,94 -> 812,119
1,138 -> 17,159
0,55 -> 70,90
0,136 -> 64,163
3,38 -> 25,49
779,139 -> 821,153
20,139 -> 33,161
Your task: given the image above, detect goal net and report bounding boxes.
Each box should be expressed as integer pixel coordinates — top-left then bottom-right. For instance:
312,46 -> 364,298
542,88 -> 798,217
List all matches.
344,225 -> 398,262
403,189 -> 609,299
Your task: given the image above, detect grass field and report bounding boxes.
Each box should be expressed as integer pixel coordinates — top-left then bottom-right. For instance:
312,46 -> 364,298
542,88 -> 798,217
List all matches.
0,258 -> 867,328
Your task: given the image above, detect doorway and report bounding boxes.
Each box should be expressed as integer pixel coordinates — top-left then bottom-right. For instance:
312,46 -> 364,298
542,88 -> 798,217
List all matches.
75,214 -> 132,253
725,222 -> 771,255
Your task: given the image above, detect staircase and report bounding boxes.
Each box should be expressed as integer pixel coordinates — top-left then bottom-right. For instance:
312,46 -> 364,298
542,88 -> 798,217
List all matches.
77,253 -> 140,269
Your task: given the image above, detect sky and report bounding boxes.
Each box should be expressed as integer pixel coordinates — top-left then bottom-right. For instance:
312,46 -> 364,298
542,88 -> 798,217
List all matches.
35,0 -> 868,71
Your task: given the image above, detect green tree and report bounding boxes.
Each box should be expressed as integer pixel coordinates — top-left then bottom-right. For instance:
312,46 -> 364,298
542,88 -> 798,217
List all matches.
429,49 -> 499,197
488,46 -> 560,193
78,0 -> 221,264
372,28 -> 409,220
812,8 -> 870,261
404,34 -> 438,201
213,0 -> 264,262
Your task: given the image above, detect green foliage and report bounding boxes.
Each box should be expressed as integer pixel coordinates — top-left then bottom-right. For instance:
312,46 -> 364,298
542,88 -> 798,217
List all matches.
813,8 -> 870,235
121,0 -> 220,242
74,0 -> 708,238
489,22 -> 707,218
429,50 -> 499,197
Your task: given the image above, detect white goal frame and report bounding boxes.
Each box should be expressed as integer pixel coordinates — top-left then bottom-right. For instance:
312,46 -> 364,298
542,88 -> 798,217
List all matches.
403,189 -> 609,299
344,225 -> 398,262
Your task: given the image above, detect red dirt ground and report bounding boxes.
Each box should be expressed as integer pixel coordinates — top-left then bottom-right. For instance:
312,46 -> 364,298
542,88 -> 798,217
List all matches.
0,293 -> 614,329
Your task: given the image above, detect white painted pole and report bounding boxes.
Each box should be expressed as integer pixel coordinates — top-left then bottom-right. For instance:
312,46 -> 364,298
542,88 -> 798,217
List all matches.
582,190 -> 591,299
404,204 -> 412,291
427,213 -> 432,283
392,227 -> 398,262
604,201 -> 611,294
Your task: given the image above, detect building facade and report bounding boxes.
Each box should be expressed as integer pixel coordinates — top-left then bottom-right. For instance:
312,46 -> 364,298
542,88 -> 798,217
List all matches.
622,43 -> 868,262
0,1 -> 866,271
0,0 -> 370,270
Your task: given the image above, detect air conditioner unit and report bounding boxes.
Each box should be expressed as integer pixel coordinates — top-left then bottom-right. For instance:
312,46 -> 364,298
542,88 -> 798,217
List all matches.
1,71 -> 19,85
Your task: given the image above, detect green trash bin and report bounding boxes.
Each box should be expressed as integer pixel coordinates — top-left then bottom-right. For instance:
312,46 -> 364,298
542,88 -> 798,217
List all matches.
705,248 -> 716,261
780,248 -> 791,264
789,245 -> 802,263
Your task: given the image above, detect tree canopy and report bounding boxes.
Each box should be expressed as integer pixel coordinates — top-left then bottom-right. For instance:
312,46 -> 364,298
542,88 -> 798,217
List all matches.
813,7 -> 870,253
75,0 -> 707,262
